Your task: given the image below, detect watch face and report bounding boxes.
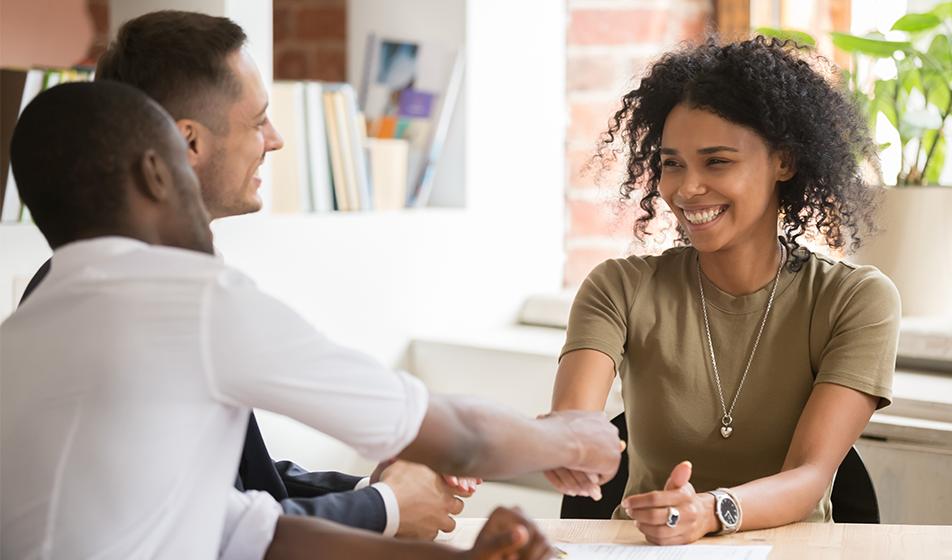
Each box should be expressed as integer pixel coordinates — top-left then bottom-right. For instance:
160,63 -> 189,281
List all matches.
719,498 -> 739,526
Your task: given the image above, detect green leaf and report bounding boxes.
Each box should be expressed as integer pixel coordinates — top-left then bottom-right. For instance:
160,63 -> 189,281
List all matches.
874,79 -> 900,129
931,2 -> 952,19
754,27 -> 816,47
897,56 -> 922,93
927,35 -> 952,71
831,32 -> 911,58
922,130 -> 946,184
923,71 -> 951,113
891,13 -> 942,32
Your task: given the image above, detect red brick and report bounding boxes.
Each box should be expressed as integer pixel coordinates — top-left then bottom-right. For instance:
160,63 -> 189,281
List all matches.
310,47 -> 346,81
274,6 -> 292,44
679,12 -> 711,41
568,100 -> 622,148
566,54 -> 617,92
564,246 -> 627,287
294,6 -> 346,41
568,9 -> 669,46
275,49 -> 309,80
567,148 -> 598,188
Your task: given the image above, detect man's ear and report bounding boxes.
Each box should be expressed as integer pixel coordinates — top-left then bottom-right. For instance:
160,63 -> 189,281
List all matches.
137,149 -> 174,202
175,119 -> 203,168
777,149 -> 797,182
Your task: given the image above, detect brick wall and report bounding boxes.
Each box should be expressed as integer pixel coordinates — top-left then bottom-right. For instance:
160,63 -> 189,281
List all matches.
564,0 -> 713,286
82,0 -> 347,81
273,0 -> 346,81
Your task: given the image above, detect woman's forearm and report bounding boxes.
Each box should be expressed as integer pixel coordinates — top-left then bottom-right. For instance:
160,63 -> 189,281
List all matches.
728,463 -> 832,531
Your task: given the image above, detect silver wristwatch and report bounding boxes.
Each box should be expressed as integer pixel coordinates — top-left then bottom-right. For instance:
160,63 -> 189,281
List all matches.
708,488 -> 742,535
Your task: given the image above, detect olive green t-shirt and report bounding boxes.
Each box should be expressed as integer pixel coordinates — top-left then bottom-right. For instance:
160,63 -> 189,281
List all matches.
561,246 -> 901,522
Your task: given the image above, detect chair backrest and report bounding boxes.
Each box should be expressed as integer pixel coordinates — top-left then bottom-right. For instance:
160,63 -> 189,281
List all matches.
831,446 -> 880,523
560,412 -> 880,523
560,412 -> 629,519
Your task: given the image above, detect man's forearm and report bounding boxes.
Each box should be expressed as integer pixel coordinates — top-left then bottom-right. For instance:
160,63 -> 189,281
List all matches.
265,516 -> 461,560
398,396 -> 582,479
452,401 -> 580,478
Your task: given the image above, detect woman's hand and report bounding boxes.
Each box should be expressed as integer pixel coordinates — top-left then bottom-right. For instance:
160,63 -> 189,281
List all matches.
443,475 -> 482,497
620,461 -> 718,545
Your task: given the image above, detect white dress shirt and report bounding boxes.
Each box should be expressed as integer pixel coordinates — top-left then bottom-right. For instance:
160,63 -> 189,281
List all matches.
1,237 -> 428,559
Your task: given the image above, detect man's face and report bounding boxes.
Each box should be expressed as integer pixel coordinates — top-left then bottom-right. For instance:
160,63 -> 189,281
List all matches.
196,49 -> 283,219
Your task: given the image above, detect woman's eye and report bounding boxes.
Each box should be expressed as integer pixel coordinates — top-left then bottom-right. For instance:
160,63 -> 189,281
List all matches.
662,160 -> 681,168
708,158 -> 729,165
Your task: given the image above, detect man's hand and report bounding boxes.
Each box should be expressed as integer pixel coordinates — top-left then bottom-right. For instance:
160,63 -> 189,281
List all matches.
378,460 -> 467,540
539,410 -> 624,497
461,507 -> 554,560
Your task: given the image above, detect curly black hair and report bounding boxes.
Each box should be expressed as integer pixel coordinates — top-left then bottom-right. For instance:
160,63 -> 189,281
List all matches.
599,36 -> 880,269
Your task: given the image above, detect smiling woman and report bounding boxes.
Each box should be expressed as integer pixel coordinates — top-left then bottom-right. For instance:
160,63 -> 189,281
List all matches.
549,36 -> 902,546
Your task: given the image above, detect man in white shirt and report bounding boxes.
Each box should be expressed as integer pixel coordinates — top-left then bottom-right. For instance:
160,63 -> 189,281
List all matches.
5,10 -> 471,541
1,81 -> 621,558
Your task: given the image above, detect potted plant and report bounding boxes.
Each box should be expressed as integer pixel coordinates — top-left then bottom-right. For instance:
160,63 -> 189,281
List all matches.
760,3 -> 952,317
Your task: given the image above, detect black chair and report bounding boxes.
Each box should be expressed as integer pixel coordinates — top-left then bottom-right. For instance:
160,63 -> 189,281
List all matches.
560,412 -> 880,523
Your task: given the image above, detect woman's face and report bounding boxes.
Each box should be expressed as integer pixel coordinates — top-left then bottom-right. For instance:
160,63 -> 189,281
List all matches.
657,103 -> 793,255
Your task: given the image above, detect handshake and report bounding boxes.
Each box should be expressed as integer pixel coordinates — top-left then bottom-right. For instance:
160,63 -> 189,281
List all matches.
536,410 -> 625,501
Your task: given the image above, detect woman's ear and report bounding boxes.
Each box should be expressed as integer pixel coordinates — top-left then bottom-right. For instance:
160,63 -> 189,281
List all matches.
777,149 -> 797,182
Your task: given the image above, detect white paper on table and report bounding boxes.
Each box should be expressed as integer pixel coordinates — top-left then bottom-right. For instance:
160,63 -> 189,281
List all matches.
556,543 -> 772,560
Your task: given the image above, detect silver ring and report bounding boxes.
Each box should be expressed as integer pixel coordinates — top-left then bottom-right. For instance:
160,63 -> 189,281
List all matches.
665,506 -> 680,528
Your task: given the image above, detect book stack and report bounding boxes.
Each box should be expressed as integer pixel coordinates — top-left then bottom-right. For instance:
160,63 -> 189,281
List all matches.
1,67 -> 95,223
359,35 -> 463,208
270,81 -> 410,213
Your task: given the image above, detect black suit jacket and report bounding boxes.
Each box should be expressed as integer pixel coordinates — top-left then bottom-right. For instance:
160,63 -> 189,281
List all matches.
20,257 -> 388,532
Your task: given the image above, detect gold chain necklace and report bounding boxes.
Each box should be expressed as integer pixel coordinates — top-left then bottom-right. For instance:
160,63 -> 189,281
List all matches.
697,242 -> 786,439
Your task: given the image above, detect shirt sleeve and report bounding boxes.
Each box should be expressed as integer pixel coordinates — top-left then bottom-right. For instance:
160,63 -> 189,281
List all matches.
219,489 -> 282,560
561,258 -> 644,369
202,270 -> 429,462
814,266 -> 901,409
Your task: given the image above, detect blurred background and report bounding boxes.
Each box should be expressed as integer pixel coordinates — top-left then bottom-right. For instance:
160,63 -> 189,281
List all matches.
2,0 -> 951,525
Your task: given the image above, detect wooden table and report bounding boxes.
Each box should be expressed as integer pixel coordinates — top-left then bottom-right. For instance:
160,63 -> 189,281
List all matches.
440,519 -> 952,559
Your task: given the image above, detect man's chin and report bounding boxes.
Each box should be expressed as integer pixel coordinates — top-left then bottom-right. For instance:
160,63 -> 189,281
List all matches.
209,197 -> 263,221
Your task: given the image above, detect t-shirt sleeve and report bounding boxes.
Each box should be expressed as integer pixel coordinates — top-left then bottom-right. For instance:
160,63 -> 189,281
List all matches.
814,267 -> 901,409
561,258 -> 643,369
202,270 -> 429,462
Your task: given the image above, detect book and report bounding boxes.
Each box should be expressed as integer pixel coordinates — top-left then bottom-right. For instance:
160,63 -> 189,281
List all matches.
269,81 -> 311,213
322,89 -> 352,211
359,34 -> 462,207
339,85 -> 372,211
304,82 -> 334,212
366,137 -> 408,210
409,49 -> 463,208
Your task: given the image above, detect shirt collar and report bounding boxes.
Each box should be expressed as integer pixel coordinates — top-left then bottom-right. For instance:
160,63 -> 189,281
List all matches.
48,236 -> 150,281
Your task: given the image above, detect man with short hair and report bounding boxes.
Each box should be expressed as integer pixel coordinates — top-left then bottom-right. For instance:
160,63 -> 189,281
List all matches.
2,80 -> 618,559
18,10 -> 469,540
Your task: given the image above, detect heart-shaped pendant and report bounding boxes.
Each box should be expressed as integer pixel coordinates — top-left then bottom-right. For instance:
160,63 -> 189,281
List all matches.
720,426 -> 733,439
